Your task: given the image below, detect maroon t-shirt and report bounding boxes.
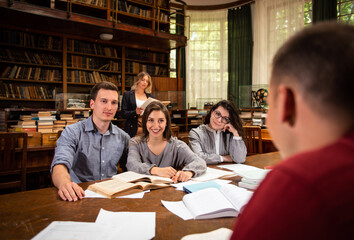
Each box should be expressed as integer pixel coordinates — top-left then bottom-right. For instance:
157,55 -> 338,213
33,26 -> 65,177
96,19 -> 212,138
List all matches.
231,130 -> 354,240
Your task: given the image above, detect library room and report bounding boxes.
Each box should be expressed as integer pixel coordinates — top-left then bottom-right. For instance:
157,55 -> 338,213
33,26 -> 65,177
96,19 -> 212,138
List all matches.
0,0 -> 353,239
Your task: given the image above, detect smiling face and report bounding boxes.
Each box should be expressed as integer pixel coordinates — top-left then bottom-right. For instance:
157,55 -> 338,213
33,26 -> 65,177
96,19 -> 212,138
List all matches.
146,110 -> 167,139
90,89 -> 118,124
137,75 -> 150,91
209,106 -> 230,131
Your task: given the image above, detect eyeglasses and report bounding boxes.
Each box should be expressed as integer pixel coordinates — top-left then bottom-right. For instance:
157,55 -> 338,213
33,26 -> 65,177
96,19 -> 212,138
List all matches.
212,110 -> 230,124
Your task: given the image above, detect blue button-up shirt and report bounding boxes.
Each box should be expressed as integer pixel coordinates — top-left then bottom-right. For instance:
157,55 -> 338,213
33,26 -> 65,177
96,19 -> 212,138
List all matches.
51,116 -> 130,183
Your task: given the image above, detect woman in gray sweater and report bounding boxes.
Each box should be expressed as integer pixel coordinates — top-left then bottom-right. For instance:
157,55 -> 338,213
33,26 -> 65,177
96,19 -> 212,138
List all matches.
127,101 -> 207,183
189,100 -> 247,164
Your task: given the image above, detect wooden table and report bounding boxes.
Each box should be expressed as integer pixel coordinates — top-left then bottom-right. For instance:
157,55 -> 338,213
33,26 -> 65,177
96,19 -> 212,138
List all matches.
0,152 -> 281,240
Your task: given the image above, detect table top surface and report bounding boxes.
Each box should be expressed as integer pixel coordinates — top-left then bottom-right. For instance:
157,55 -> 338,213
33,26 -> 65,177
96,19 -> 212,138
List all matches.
0,152 -> 281,240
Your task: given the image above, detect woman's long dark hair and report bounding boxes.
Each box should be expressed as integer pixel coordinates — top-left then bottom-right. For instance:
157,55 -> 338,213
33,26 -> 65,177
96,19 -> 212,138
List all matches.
142,101 -> 172,141
204,100 -> 246,142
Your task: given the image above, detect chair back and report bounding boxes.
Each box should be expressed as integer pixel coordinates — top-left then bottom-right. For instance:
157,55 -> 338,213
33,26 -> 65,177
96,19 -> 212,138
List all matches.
171,126 -> 179,138
243,126 -> 263,155
0,132 -> 27,192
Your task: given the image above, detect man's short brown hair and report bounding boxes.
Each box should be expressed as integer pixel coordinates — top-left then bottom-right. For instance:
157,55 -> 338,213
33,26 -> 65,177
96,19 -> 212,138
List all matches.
271,22 -> 354,121
90,81 -> 118,100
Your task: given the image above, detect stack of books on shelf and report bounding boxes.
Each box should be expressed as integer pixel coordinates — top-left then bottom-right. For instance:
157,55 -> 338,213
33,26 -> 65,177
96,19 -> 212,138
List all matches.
53,120 -> 66,133
11,115 -> 37,132
252,111 -> 267,127
66,119 -> 80,125
60,113 -> 74,121
37,111 -> 56,133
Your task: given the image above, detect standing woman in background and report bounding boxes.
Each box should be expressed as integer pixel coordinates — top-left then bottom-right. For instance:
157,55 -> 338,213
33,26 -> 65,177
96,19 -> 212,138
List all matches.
189,100 -> 247,164
121,72 -> 153,137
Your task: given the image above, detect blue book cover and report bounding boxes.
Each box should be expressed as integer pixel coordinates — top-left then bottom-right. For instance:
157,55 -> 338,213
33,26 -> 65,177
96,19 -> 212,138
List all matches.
183,181 -> 221,194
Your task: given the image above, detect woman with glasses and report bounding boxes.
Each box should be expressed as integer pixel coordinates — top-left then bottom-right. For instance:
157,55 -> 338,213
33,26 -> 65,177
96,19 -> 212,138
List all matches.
189,100 -> 247,164
127,101 -> 207,182
121,72 -> 153,137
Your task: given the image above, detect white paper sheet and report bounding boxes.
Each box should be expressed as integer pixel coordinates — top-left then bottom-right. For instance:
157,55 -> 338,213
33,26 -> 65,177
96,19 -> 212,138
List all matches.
218,164 -> 270,180
161,200 -> 194,220
84,189 -> 149,198
31,221 -> 116,240
181,228 -> 233,240
95,209 -> 155,240
192,167 -> 236,182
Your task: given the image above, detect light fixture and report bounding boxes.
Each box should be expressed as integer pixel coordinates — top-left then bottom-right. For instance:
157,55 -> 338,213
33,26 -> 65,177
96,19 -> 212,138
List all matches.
99,33 -> 113,41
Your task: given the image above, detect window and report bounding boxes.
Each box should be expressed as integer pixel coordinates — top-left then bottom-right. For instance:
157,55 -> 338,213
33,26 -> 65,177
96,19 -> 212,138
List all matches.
185,10 -> 228,108
337,0 -> 354,24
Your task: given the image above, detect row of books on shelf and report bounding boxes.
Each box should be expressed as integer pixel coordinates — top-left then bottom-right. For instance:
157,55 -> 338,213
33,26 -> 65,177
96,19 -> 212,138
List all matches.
1,66 -> 62,82
66,0 -> 108,8
126,48 -> 167,64
0,48 -> 62,66
125,61 -> 168,75
0,82 -> 56,100
67,39 -> 121,57
157,12 -> 169,22
68,55 -> 121,71
67,70 -> 121,85
114,1 -> 152,18
0,29 -> 62,50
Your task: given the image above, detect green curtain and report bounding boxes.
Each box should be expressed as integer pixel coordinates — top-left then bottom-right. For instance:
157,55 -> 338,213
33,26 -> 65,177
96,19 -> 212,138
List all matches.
176,9 -> 186,106
313,0 -> 337,23
228,4 -> 253,108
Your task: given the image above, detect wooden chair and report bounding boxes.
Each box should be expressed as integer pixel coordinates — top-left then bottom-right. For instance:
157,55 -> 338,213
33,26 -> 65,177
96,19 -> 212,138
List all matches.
180,136 -> 189,145
243,126 -> 263,155
0,132 -> 28,192
171,126 -> 179,138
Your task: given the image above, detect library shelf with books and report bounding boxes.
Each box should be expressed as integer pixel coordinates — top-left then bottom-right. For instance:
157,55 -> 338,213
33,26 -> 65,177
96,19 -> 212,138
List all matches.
125,46 -> 169,90
66,38 -> 122,88
0,28 -> 63,109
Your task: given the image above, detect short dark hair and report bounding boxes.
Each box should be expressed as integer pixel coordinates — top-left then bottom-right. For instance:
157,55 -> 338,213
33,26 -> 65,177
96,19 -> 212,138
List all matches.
271,22 -> 354,121
90,81 -> 118,100
204,100 -> 246,142
142,101 -> 172,140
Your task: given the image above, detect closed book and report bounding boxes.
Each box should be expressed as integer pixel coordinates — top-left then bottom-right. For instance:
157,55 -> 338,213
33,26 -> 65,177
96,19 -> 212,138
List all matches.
183,181 -> 221,194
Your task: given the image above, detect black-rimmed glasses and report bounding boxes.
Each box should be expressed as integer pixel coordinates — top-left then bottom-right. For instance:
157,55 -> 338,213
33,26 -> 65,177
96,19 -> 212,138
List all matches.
212,110 -> 230,124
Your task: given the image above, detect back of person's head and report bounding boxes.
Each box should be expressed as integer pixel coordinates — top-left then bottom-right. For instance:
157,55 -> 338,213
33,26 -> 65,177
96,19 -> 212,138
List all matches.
142,101 -> 172,140
271,22 -> 354,125
90,81 -> 118,101
131,71 -> 153,93
204,100 -> 245,140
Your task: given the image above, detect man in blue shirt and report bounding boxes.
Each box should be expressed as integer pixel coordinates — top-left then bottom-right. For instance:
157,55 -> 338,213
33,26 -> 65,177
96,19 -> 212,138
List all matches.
51,81 -> 130,201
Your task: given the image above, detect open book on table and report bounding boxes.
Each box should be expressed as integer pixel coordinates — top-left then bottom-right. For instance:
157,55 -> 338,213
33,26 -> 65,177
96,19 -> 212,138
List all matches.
162,184 -> 253,220
88,172 -> 173,198
112,171 -> 174,184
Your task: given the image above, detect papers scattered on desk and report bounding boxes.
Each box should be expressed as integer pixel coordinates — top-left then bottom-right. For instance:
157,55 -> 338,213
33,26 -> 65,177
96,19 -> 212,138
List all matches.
218,164 -> 270,180
95,209 -> 155,240
218,164 -> 271,190
31,221 -> 116,240
192,167 -> 236,182
181,227 -> 233,240
84,189 -> 149,198
162,184 -> 253,220
31,209 -> 155,240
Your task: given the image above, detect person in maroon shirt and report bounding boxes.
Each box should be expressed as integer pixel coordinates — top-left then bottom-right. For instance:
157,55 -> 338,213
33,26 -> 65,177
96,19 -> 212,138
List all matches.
231,22 -> 354,240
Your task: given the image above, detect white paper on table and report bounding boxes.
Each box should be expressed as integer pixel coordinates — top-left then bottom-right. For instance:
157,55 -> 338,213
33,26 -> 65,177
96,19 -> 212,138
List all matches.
181,227 -> 233,240
218,164 -> 270,180
84,189 -> 149,198
192,167 -> 236,182
95,209 -> 155,240
31,221 -> 116,240
161,200 -> 193,220
171,179 -> 232,191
